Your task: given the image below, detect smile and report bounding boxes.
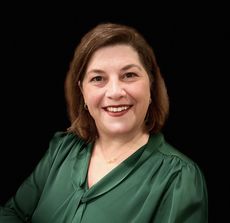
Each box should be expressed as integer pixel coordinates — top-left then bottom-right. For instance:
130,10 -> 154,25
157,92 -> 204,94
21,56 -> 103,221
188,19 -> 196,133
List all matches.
104,105 -> 131,113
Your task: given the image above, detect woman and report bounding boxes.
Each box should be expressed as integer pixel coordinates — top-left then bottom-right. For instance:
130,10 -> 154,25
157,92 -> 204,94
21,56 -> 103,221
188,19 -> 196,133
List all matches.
0,23 -> 208,222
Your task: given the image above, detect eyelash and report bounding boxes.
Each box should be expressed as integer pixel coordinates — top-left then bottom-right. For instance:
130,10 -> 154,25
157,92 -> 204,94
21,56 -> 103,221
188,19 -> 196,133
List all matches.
91,76 -> 103,82
90,72 -> 138,83
123,72 -> 137,78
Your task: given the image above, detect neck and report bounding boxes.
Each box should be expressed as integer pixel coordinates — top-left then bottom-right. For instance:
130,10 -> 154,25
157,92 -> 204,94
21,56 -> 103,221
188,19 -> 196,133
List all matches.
95,131 -> 149,160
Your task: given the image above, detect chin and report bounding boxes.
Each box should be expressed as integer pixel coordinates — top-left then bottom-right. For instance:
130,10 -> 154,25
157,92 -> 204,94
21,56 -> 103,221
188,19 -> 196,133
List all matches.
104,124 -> 135,135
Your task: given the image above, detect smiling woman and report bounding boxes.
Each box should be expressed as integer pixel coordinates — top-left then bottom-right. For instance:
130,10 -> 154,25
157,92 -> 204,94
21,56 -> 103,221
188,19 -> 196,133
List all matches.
0,23 -> 208,222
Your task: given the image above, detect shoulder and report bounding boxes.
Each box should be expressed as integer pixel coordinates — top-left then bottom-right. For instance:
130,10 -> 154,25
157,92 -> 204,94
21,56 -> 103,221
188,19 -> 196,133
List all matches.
148,133 -> 205,178
49,131 -> 84,147
159,139 -> 195,166
46,131 -> 87,161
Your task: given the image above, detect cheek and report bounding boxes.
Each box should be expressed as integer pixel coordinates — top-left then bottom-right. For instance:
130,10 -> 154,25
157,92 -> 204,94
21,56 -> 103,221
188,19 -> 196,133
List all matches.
82,85 -> 94,103
84,94 -> 99,118
131,82 -> 151,101
83,89 -> 103,108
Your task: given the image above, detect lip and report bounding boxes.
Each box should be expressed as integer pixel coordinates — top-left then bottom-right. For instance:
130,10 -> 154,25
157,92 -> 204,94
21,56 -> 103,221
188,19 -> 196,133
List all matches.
102,104 -> 133,117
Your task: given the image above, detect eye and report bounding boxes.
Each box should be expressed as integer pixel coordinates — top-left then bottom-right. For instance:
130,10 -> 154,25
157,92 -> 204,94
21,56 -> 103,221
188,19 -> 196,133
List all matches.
91,76 -> 103,82
123,72 -> 138,79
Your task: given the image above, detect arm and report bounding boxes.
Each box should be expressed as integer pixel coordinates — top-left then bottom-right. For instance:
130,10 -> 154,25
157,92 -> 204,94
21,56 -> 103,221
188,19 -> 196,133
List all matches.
152,162 -> 208,223
0,132 -> 65,222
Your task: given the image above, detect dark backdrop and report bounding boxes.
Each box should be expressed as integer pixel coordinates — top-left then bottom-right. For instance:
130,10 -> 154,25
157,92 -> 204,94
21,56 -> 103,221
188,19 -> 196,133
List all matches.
1,4 -> 228,223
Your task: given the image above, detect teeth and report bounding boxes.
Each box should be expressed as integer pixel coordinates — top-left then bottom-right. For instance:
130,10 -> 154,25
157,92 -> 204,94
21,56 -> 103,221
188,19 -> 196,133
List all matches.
106,106 -> 129,112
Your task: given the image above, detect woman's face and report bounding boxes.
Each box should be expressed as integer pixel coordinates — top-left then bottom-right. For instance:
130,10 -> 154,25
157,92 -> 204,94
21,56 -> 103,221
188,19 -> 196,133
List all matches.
81,44 -> 151,138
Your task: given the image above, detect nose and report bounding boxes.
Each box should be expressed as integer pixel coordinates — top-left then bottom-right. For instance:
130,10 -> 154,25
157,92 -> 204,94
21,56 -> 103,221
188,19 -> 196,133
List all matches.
105,79 -> 126,99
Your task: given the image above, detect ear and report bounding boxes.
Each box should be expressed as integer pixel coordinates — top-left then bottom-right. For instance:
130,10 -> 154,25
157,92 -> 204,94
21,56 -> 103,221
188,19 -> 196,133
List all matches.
78,81 -> 83,92
78,81 -> 86,102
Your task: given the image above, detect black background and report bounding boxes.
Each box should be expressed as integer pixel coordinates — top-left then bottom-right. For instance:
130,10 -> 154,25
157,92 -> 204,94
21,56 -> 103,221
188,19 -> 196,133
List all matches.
1,3 -> 229,223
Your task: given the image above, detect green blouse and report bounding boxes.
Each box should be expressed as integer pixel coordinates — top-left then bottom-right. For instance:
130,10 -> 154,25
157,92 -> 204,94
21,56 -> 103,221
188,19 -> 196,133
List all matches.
0,132 -> 208,222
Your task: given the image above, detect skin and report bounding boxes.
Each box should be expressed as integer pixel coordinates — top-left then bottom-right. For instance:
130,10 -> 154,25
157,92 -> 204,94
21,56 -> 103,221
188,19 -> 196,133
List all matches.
81,44 -> 152,186
82,44 -> 151,140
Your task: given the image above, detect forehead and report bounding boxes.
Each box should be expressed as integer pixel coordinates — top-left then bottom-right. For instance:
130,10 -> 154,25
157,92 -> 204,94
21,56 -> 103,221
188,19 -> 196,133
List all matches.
86,44 -> 142,70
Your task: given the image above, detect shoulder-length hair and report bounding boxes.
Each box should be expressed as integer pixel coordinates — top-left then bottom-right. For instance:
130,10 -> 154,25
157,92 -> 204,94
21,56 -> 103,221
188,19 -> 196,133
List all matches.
65,22 -> 169,142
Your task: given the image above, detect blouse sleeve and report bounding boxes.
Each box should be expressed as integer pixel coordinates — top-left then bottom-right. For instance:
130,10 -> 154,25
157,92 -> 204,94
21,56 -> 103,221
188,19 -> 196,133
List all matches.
152,161 -> 208,223
0,132 -> 66,223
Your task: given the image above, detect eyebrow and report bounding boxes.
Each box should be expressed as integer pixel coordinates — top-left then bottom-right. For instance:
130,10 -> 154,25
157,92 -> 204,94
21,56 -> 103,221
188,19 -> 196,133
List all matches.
121,64 -> 143,72
86,64 -> 143,75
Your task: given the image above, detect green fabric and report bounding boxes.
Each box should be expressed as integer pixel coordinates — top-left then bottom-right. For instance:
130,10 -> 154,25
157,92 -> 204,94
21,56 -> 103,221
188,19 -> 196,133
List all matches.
0,132 -> 208,222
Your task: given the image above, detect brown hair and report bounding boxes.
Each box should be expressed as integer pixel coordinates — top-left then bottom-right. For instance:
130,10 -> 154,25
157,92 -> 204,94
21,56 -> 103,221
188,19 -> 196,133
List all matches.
65,22 -> 169,142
